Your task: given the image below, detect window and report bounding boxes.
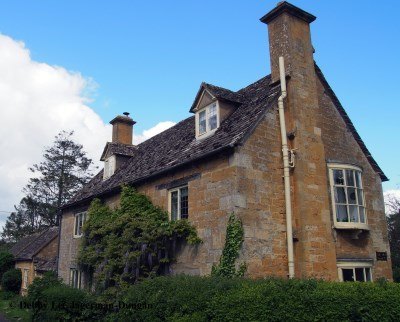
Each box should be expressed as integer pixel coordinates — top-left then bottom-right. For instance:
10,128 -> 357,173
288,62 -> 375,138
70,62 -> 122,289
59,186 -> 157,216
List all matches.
196,102 -> 219,138
328,164 -> 367,229
23,269 -> 29,289
337,262 -> 372,282
70,269 -> 82,289
103,155 -> 116,180
74,212 -> 87,238
169,186 -> 188,220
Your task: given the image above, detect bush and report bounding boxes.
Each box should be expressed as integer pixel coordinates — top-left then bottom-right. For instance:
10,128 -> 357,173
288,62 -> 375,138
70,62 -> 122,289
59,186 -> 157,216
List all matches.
0,251 -> 14,279
1,268 -> 22,294
32,285 -> 103,322
108,276 -> 400,322
26,271 -> 62,319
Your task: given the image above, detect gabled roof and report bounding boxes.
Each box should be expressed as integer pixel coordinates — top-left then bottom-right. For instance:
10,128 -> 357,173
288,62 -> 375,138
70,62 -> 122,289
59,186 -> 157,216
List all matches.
315,64 -> 388,181
10,227 -> 58,261
64,65 -> 388,209
65,75 -> 281,209
100,142 -> 137,161
189,82 -> 247,113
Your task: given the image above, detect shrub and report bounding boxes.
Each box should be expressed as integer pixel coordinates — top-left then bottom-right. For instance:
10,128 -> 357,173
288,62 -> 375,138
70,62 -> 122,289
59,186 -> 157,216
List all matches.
1,268 -> 22,294
108,276 -> 400,322
0,251 -> 14,279
26,271 -> 62,319
32,285 -> 103,322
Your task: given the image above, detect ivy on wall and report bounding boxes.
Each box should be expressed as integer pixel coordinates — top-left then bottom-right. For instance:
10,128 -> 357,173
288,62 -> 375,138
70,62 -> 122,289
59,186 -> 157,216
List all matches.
212,213 -> 246,278
77,186 -> 201,291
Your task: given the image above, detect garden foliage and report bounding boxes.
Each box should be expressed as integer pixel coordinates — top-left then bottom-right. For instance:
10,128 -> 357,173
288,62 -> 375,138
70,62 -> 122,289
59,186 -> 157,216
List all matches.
78,186 -> 201,291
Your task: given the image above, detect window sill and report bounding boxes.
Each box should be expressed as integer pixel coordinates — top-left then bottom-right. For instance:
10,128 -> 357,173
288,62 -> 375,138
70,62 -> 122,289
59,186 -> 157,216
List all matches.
333,223 -> 369,231
196,128 -> 217,140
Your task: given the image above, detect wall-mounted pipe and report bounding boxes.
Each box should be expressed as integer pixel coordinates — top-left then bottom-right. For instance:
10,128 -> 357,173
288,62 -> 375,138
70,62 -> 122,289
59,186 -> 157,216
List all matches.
278,56 -> 295,279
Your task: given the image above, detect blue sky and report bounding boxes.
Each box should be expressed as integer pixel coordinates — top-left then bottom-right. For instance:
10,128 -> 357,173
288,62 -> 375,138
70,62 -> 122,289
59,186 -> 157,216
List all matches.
0,0 -> 399,217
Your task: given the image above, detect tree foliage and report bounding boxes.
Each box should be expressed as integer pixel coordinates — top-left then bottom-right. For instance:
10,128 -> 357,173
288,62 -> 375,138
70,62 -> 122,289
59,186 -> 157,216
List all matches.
211,213 -> 246,278
0,251 -> 14,280
2,131 -> 95,242
386,195 -> 400,281
78,186 -> 201,292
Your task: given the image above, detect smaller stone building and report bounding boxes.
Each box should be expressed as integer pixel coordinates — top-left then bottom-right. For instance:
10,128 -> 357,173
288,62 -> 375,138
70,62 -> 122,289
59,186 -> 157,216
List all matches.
11,227 -> 58,294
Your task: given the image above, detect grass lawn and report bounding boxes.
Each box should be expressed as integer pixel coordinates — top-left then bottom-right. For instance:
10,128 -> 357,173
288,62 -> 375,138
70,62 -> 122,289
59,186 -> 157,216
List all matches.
0,291 -> 31,322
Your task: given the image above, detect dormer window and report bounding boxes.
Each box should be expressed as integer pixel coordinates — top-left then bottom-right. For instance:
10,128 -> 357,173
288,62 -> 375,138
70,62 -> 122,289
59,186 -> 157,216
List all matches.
196,102 -> 220,139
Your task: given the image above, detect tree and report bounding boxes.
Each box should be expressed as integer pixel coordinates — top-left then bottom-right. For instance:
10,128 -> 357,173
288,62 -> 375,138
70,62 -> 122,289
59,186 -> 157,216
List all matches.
386,195 -> 400,281
2,131 -> 95,242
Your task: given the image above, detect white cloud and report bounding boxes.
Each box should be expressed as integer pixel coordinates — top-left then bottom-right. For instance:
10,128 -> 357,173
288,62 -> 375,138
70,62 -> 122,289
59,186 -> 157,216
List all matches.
0,33 -> 175,225
133,121 -> 175,145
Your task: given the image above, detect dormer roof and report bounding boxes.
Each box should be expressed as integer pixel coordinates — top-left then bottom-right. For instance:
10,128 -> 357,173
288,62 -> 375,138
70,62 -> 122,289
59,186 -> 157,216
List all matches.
189,82 -> 246,113
100,142 -> 137,161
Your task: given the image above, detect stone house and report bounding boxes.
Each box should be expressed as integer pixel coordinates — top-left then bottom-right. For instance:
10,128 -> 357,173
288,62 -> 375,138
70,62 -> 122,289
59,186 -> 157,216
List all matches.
11,227 -> 58,294
58,1 -> 392,287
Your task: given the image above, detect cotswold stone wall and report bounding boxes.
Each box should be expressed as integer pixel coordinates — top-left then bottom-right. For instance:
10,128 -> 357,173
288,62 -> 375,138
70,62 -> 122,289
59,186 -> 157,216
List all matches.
36,237 -> 58,260
316,76 -> 392,280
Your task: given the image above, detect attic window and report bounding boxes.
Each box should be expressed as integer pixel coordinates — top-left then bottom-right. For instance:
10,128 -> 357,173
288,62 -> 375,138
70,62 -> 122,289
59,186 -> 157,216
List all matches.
196,102 -> 219,139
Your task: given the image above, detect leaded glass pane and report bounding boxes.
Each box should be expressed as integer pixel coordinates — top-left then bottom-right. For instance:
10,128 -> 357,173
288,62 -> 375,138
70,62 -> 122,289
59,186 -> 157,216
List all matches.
180,187 -> 188,219
347,188 -> 357,204
336,205 -> 348,222
346,170 -> 355,187
171,191 -> 178,220
333,170 -> 344,185
365,268 -> 372,281
335,187 -> 346,204
357,189 -> 364,206
355,171 -> 362,188
355,268 -> 365,282
208,103 -> 217,130
359,207 -> 366,223
342,269 -> 354,282
199,110 -> 206,134
349,205 -> 358,222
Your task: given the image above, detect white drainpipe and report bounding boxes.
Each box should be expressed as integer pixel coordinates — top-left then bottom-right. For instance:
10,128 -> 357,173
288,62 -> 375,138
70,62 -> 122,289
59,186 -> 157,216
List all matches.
278,56 -> 295,279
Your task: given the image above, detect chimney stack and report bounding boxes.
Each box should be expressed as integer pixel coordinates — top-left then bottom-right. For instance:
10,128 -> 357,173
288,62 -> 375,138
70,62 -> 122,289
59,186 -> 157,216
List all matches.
260,1 -> 316,84
260,2 -> 338,279
109,112 -> 136,145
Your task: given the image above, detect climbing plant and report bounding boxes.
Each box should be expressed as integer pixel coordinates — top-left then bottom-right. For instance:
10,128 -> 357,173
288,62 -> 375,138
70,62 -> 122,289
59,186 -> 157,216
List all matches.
211,213 -> 246,277
77,186 -> 201,291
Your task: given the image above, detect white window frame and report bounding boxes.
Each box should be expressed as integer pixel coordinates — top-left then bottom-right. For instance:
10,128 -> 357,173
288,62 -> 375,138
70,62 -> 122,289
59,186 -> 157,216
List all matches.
328,164 -> 368,230
195,101 -> 220,139
22,269 -> 29,289
69,269 -> 82,289
73,211 -> 87,238
103,155 -> 116,180
168,186 -> 189,220
337,261 -> 373,282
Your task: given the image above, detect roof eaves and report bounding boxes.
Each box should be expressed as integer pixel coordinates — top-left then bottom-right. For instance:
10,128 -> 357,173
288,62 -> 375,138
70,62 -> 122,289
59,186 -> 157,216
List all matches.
62,143 -> 236,211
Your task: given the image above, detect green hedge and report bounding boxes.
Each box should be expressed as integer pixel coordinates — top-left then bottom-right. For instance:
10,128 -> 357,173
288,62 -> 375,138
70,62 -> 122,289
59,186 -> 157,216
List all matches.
26,276 -> 400,321
109,276 -> 400,322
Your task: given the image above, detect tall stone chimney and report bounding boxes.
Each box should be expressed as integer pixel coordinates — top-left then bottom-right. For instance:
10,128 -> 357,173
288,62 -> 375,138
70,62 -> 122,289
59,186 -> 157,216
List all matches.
261,2 -> 338,279
109,112 -> 136,145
